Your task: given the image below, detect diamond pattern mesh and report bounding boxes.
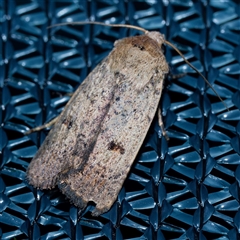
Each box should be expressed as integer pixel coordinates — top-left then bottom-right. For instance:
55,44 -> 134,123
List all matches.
1,0 -> 240,239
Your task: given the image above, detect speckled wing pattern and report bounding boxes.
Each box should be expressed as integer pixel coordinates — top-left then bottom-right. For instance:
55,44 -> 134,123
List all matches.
27,32 -> 169,216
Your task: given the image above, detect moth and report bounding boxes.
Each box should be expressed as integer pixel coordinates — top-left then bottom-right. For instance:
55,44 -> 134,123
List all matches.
26,22 -> 226,216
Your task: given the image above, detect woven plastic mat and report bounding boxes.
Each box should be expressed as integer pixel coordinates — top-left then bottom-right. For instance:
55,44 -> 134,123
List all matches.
1,0 -> 240,239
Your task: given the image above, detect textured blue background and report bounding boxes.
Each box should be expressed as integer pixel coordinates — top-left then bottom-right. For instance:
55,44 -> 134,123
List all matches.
0,0 -> 240,239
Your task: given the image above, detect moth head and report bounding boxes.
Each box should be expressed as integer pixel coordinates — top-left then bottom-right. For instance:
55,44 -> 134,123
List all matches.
145,31 -> 165,48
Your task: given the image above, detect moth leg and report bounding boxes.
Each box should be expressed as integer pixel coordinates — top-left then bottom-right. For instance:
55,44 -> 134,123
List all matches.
158,108 -> 169,140
169,72 -> 186,79
66,92 -> 74,97
25,116 -> 59,135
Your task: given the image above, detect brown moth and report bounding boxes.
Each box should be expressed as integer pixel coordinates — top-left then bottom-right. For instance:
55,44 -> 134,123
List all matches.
26,22 -> 226,216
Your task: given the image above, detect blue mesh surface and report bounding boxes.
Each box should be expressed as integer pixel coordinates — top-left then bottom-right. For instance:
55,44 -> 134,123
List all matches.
1,0 -> 240,239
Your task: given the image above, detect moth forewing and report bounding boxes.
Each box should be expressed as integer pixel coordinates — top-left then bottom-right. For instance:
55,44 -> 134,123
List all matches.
27,32 -> 169,216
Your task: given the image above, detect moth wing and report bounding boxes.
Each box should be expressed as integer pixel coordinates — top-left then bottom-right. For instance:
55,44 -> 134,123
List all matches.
27,58 -> 118,189
58,36 -> 169,215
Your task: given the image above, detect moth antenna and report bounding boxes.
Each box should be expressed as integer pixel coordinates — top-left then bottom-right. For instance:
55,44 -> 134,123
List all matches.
48,21 -> 228,111
165,40 -> 229,111
48,21 -> 147,34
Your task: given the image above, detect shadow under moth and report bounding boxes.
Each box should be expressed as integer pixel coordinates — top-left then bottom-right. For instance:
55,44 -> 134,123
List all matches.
26,22 -> 226,216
